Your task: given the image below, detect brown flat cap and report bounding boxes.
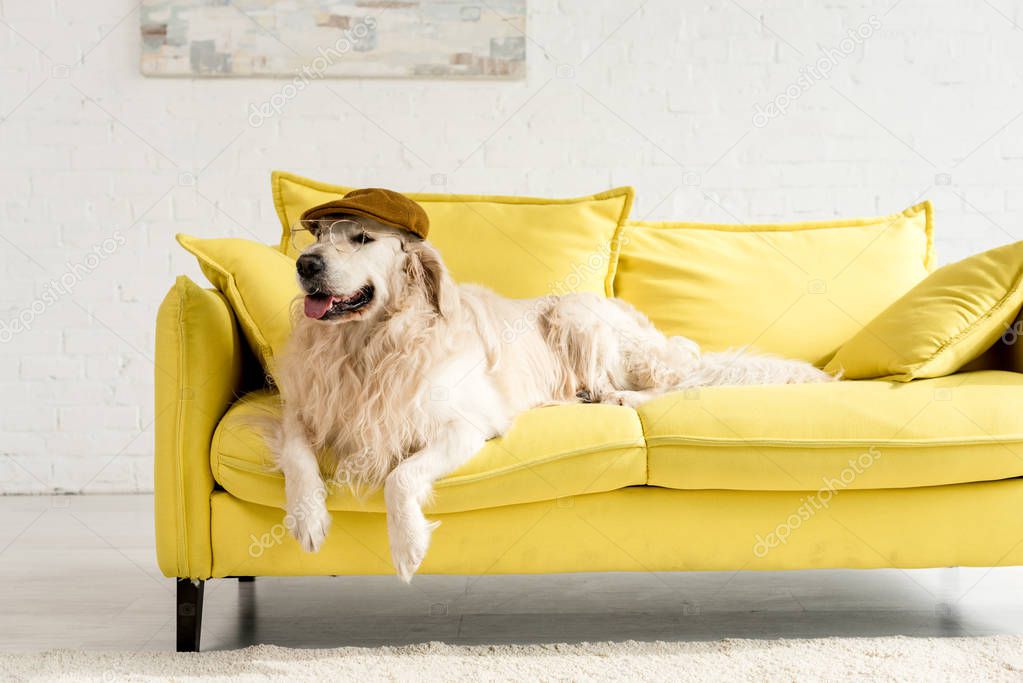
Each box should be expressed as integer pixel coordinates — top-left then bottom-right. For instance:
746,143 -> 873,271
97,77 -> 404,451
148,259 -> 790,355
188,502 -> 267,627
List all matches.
299,188 -> 429,240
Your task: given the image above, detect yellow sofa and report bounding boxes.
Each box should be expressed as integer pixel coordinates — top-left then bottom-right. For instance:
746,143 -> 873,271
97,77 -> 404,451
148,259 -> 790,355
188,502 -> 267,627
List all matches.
156,190 -> 1023,651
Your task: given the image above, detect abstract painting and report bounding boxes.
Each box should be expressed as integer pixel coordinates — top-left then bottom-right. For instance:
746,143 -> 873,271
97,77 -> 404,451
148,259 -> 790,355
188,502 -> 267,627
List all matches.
141,1 -> 526,79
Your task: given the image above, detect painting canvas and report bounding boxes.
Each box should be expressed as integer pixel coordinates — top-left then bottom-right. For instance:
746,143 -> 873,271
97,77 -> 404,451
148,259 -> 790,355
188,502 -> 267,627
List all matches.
141,1 -> 526,79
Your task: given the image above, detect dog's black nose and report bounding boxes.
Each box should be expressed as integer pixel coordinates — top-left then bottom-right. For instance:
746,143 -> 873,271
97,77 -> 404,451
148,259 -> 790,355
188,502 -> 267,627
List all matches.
296,253 -> 325,279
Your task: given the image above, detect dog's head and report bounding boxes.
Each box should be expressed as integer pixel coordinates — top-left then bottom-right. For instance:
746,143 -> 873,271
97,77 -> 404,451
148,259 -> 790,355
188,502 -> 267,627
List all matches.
294,215 -> 456,324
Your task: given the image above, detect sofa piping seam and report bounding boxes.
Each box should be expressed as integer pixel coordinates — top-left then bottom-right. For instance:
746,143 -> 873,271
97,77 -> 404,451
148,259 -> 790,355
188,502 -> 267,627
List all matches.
644,435 -> 1023,448
173,279 -> 189,578
625,201 -> 927,233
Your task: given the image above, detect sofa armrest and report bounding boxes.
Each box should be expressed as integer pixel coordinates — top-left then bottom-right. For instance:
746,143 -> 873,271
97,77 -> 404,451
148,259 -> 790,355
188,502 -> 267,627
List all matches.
155,276 -> 244,579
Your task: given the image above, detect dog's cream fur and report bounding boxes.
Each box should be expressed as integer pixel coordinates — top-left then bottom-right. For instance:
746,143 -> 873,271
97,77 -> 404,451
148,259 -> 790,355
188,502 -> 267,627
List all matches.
273,217 -> 834,581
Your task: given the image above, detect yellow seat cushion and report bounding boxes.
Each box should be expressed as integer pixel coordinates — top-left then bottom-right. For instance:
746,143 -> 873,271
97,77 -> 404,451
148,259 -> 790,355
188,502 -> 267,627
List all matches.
640,371 -> 1023,491
613,203 -> 934,365
176,235 -> 299,378
825,240 -> 1023,381
273,171 -> 634,298
212,390 -> 646,514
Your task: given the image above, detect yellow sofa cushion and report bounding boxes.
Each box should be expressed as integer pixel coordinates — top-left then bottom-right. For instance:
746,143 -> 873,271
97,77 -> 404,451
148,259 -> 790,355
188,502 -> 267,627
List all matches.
177,235 -> 298,378
272,170 -> 634,298
212,390 -> 646,514
639,371 -> 1023,492
613,203 -> 934,365
825,241 -> 1023,381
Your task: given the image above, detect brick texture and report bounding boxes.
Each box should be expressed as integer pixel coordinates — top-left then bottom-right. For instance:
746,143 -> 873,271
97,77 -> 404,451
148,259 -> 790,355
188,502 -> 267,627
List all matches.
1,0 -> 1022,492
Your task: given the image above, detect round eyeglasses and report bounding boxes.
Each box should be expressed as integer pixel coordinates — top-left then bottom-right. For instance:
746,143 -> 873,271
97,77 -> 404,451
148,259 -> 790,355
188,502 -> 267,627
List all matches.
290,219 -> 376,253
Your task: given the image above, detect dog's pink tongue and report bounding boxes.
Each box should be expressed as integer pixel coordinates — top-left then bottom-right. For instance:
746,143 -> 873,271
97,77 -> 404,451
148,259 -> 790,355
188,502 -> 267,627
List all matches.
304,294 -> 334,319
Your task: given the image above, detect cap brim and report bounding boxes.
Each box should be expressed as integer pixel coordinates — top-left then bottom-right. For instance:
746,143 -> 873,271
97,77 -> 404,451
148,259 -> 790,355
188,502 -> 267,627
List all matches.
299,203 -> 409,234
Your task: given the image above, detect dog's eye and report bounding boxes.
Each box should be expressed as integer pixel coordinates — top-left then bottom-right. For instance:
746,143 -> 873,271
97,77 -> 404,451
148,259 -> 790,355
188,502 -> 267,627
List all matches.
354,232 -> 375,245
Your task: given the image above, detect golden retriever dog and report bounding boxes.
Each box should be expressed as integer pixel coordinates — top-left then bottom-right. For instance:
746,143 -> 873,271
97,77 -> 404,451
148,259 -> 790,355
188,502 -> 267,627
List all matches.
273,214 -> 834,582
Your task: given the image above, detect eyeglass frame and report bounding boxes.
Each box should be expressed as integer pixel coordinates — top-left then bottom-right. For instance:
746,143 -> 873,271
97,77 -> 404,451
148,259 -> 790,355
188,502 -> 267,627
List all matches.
290,218 -> 378,252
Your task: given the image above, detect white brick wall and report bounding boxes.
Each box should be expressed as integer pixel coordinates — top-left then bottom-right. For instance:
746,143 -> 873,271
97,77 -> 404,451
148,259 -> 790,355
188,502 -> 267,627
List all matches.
2,0 -> 1022,493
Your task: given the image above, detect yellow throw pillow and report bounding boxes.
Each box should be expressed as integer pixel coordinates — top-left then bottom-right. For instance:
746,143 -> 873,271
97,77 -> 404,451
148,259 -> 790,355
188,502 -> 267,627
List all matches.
176,235 -> 298,378
825,240 -> 1023,381
613,203 -> 934,366
272,171 -> 634,298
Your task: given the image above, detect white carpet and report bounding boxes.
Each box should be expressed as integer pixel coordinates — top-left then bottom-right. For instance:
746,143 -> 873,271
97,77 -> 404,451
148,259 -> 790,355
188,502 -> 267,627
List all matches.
4,637 -> 1023,681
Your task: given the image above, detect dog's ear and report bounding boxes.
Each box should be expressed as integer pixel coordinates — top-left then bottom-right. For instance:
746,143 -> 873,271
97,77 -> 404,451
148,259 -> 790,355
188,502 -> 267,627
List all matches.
405,241 -> 458,319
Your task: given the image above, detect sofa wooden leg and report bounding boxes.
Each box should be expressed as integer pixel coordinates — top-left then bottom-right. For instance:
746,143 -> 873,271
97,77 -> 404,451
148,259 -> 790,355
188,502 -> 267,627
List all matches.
237,576 -> 255,582
176,579 -> 204,652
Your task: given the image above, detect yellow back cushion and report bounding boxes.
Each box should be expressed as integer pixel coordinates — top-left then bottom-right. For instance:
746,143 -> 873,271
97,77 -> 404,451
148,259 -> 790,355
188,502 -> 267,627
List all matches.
825,240 -> 1023,380
273,171 -> 634,298
613,203 -> 934,365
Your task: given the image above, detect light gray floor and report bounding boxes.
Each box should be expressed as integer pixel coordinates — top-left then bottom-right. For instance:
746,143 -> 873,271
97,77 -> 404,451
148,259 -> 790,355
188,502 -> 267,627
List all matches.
3,494 -> 1023,652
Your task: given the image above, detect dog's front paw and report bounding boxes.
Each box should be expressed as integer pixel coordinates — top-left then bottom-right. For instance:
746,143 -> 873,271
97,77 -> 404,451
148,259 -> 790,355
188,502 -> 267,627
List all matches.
286,500 -> 332,553
389,515 -> 439,583
602,390 -> 649,408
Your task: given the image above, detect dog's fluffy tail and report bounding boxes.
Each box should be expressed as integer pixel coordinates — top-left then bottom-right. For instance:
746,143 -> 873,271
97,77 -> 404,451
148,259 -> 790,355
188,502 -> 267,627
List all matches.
676,348 -> 837,389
